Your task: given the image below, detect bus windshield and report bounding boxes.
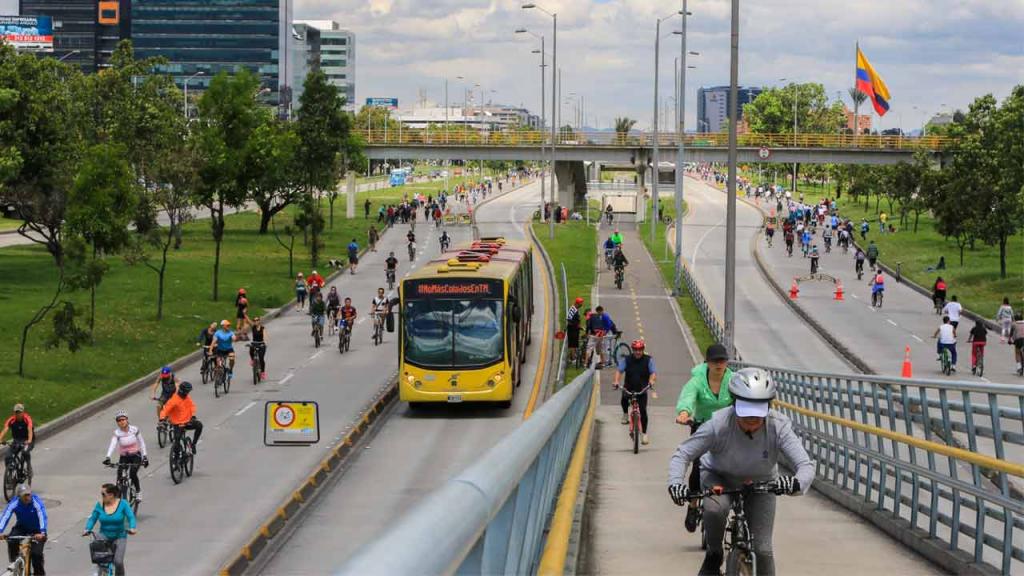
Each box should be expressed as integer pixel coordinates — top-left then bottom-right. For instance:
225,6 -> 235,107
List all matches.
404,298 -> 504,368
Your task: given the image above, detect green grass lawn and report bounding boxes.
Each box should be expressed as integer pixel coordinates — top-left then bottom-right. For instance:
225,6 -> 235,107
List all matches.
531,220 -> 597,387
749,176 -> 1024,317
0,217 -> 20,232
0,173 -> 496,425
639,200 -> 718,355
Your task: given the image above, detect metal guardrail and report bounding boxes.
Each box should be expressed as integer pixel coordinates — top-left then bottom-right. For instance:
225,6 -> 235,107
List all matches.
675,250 -> 742,361
336,369 -> 596,575
763,367 -> 1024,575
362,129 -> 951,151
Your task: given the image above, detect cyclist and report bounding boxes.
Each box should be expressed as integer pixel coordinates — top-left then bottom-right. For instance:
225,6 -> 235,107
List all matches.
675,343 -> 734,533
854,248 -> 866,277
196,322 -> 215,361
800,228 -> 812,257
1,404 -> 34,472
207,320 -> 237,381
371,288 -> 389,325
610,228 -> 623,247
869,268 -> 885,307
932,277 -> 947,311
326,286 -> 341,331
439,230 -> 451,252
602,236 -> 616,268
0,484 -> 47,575
1011,313 -> 1024,374
566,297 -> 584,364
967,319 -> 987,376
385,251 -> 399,286
234,288 -> 249,337
612,340 -> 656,445
149,366 -> 178,420
668,368 -> 814,576
347,239 -> 359,274
933,315 -> 958,373
585,305 -> 619,368
103,410 -> 149,501
866,240 -> 879,269
942,295 -> 963,330
309,292 -> 327,340
306,270 -> 325,301
339,297 -> 357,337
604,203 -> 613,225
783,228 -> 795,257
996,297 -> 1014,343
809,244 -> 820,274
612,245 -> 628,274
159,381 -> 202,454
82,482 -> 136,576
406,230 -> 416,262
250,316 -> 268,380
294,272 -> 308,310
764,219 -> 775,246
822,225 -> 832,252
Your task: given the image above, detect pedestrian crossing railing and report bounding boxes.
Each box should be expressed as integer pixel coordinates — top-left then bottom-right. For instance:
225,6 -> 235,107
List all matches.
760,366 -> 1024,575
335,369 -> 596,576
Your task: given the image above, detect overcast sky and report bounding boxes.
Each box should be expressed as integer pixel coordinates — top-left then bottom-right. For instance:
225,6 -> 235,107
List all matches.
296,0 -> 1023,132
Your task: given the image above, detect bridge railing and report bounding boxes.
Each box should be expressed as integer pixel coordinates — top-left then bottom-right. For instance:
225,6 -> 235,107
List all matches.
335,369 -> 596,575
754,365 -> 1024,574
363,129 -> 950,150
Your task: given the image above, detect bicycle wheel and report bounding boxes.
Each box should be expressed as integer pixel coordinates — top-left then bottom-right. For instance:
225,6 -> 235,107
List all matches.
157,423 -> 167,449
613,343 -> 630,367
200,359 -> 209,385
725,548 -> 754,576
314,326 -> 321,348
223,368 -> 231,394
169,448 -> 183,484
3,465 -> 16,500
252,361 -> 259,385
183,438 -> 194,477
977,355 -> 984,378
631,409 -> 640,454
213,369 -> 222,398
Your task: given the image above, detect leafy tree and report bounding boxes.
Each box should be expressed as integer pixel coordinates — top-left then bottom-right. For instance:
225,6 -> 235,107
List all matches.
242,118 -> 301,233
352,104 -> 400,136
192,69 -> 264,300
614,117 -> 636,144
744,83 -> 845,135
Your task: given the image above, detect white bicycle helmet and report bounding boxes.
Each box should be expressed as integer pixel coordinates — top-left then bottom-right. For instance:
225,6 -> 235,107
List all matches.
729,368 -> 776,401
114,408 -> 129,421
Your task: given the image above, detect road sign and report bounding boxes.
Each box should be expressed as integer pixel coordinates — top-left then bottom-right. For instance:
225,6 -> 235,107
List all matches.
366,97 -> 398,109
264,401 -> 320,446
758,147 -> 771,160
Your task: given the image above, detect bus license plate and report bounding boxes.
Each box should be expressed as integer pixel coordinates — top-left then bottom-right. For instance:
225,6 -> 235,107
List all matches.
447,395 -> 463,403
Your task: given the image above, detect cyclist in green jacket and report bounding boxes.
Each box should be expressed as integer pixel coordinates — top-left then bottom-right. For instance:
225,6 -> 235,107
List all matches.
675,342 -> 734,532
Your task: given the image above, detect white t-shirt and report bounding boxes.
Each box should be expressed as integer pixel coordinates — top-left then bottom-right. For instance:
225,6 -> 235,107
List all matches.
942,302 -> 963,322
937,324 -> 957,344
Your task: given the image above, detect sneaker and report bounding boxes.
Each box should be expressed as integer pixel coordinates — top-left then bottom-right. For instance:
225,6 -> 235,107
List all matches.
191,443 -> 198,455
684,503 -> 700,533
950,366 -> 957,373
620,414 -> 629,425
135,491 -> 143,502
260,372 -> 267,380
641,434 -> 650,445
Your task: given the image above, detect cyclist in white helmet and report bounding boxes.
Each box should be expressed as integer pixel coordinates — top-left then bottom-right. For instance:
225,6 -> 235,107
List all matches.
667,368 -> 815,576
103,410 -> 149,501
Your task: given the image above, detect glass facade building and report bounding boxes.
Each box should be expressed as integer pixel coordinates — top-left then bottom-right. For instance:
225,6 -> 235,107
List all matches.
296,20 -> 355,111
696,85 -> 762,133
130,0 -> 288,103
19,0 -> 101,70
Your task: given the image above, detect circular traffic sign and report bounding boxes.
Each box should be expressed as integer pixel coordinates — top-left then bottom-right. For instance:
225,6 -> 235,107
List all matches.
273,404 -> 296,428
758,147 -> 771,160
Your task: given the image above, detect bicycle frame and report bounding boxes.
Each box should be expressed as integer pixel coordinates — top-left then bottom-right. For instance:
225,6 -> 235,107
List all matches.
4,535 -> 34,576
694,481 -> 779,576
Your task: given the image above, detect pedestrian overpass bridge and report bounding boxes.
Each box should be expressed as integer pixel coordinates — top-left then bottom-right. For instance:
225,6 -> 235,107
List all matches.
363,129 -> 949,166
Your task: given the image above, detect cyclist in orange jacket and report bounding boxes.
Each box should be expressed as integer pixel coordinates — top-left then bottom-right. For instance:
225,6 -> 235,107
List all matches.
158,382 -> 203,454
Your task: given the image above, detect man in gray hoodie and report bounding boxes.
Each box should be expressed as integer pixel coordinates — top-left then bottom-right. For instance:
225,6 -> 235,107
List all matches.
668,367 -> 814,576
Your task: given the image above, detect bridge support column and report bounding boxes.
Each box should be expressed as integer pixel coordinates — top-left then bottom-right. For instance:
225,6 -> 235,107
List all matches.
346,172 -> 356,219
554,160 -> 587,212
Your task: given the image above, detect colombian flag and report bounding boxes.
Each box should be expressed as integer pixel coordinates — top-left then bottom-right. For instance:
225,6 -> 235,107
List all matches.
856,47 -> 891,116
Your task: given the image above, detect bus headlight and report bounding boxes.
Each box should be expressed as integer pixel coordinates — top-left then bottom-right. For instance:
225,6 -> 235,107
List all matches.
414,381 -> 423,389
406,374 -> 415,383
487,379 -> 496,388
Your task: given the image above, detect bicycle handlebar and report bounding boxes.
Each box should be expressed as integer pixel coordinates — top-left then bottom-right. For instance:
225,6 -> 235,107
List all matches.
619,385 -> 652,397
691,480 -> 780,499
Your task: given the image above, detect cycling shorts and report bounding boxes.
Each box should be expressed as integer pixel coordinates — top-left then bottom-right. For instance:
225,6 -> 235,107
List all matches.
215,347 -> 234,356
1015,338 -> 1024,350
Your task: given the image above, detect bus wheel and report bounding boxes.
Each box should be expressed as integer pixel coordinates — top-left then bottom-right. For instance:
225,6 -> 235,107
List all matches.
407,402 -> 424,411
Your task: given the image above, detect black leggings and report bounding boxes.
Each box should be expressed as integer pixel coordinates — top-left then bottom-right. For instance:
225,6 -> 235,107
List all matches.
250,343 -> 267,372
620,392 -> 649,433
687,421 -> 703,492
119,452 -> 143,492
178,419 -> 203,448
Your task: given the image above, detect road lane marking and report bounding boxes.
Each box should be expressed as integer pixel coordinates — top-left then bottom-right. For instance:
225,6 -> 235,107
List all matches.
524,232 -> 552,420
887,319 -> 898,327
310,350 -> 323,360
911,334 -> 923,343
280,373 -> 294,385
234,401 -> 258,417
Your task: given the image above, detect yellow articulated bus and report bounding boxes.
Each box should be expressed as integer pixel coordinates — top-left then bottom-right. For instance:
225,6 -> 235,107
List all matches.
399,237 -> 535,408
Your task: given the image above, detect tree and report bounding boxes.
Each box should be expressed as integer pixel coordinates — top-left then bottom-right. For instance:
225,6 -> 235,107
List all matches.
614,117 -> 636,144
295,70 -> 350,266
242,118 -> 301,234
65,143 -> 139,332
192,70 -> 264,300
848,88 -> 868,133
744,83 -> 846,135
0,45 -> 92,375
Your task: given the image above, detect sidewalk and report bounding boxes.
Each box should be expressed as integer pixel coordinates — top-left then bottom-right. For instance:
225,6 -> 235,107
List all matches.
585,225 -> 936,575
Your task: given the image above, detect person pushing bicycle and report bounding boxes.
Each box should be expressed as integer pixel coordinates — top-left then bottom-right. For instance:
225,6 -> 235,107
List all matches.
612,340 -> 656,445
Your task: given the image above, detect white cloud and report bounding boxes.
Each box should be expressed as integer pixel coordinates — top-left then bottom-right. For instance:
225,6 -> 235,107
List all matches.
296,0 -> 1024,132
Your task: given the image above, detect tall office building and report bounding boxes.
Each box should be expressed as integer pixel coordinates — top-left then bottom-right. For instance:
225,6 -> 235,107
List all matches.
19,0 -> 105,70
696,86 -> 762,133
296,20 -> 355,111
130,0 -> 290,104
290,21 -> 320,108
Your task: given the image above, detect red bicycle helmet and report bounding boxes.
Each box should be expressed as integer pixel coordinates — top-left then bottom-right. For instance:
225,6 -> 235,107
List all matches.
631,339 -> 645,351
238,288 -> 247,295
574,297 -> 584,305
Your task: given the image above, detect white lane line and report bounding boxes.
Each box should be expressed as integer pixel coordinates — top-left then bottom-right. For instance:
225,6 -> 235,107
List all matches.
310,350 -> 323,360
980,376 -> 991,383
851,293 -> 859,299
691,214 -> 726,270
911,334 -> 923,343
234,400 -> 257,417
887,319 -> 898,327
357,317 -> 367,324
280,373 -> 294,385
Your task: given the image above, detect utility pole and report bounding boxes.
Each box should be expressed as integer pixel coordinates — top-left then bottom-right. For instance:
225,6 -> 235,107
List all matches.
672,0 -> 688,296
724,0 -> 739,354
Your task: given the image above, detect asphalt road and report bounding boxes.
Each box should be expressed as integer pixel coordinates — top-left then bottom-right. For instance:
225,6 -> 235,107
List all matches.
27,190 -> 488,574
256,179 -> 552,574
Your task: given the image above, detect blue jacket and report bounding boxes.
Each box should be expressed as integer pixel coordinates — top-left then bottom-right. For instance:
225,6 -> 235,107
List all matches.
0,495 -> 48,534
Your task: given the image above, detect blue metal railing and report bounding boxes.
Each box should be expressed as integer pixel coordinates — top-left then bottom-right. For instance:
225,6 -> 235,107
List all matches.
335,369 -> 595,575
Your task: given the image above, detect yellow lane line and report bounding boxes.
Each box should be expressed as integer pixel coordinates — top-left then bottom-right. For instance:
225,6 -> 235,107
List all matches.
523,222 -> 552,420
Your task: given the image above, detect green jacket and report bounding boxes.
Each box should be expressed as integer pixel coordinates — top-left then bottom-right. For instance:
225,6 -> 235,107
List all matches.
676,364 -> 733,423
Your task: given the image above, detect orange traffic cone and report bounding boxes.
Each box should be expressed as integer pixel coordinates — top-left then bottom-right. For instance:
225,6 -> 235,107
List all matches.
901,346 -> 913,378
789,278 -> 799,300
834,281 -> 844,301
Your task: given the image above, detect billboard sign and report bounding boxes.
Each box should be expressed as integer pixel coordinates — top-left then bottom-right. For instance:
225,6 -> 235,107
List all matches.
0,15 -> 54,53
366,97 -> 398,109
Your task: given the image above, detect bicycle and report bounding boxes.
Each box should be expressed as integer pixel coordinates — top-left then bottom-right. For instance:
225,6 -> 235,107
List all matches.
938,345 -> 953,376
211,353 -> 230,397
689,480 -> 782,576
785,241 -> 793,257
1,441 -> 32,502
86,531 -> 116,576
154,411 -> 170,449
199,349 -> 212,385
386,268 -> 396,291
104,461 -> 141,515
871,289 -> 884,308
614,266 -> 625,290
620,385 -> 651,454
247,342 -> 266,385
610,332 -> 630,367
2,534 -> 37,576
604,249 -> 614,270
338,321 -> 352,354
372,312 -> 385,346
167,424 -> 194,485
327,307 -> 339,336
407,241 -> 416,262
311,316 -> 324,348
933,295 -> 945,315
440,238 -> 451,252
971,343 -> 984,377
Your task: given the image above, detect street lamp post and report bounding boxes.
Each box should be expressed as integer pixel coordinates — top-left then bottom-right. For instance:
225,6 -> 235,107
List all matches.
183,71 -> 205,121
672,1 -> 695,296
724,0 -> 740,354
652,10 -> 682,245
517,28 -> 548,220
523,2 -> 557,239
